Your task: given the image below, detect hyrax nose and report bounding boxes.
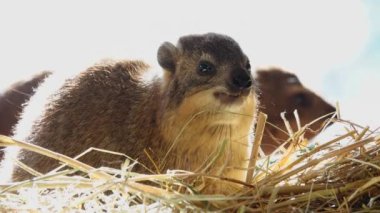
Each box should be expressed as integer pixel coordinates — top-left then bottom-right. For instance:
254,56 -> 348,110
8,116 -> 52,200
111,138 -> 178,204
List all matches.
231,69 -> 253,90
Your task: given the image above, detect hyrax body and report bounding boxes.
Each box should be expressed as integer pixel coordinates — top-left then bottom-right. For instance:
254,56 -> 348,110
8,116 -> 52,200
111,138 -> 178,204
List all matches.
10,33 -> 257,192
256,68 -> 335,154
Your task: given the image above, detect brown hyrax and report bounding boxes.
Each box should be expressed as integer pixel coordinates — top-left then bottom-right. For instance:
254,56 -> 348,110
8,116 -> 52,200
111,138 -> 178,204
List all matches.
9,33 -> 257,193
0,71 -> 51,160
256,68 -> 335,154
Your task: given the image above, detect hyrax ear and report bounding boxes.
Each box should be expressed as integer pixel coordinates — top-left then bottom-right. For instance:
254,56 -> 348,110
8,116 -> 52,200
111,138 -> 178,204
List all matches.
157,42 -> 178,73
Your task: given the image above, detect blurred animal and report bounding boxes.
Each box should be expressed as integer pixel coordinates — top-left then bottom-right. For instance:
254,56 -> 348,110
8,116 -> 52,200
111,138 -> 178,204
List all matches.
0,71 -> 51,159
256,68 -> 335,154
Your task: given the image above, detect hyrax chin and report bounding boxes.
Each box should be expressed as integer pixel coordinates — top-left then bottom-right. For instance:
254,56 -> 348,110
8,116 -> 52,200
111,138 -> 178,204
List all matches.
11,33 -> 257,193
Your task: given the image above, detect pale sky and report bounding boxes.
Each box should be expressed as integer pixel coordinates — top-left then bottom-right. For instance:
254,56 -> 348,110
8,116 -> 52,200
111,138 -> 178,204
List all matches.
0,0 -> 379,127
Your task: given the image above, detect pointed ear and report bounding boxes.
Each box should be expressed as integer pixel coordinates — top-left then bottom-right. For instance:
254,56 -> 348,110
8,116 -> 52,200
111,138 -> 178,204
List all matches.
157,42 -> 178,73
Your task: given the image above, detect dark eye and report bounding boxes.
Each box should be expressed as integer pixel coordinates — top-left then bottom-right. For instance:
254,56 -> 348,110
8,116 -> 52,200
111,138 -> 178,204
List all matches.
294,93 -> 310,107
198,61 -> 215,75
246,61 -> 251,70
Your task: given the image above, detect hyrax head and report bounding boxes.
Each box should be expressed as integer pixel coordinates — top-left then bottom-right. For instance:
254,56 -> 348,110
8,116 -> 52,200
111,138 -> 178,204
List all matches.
257,68 -> 335,140
157,33 -> 255,119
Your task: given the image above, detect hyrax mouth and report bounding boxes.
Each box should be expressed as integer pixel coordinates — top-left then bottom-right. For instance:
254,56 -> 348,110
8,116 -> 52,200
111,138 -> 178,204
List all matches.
214,90 -> 249,105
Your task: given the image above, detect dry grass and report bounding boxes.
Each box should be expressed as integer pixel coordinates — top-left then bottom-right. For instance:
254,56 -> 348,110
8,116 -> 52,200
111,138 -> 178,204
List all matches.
0,111 -> 380,212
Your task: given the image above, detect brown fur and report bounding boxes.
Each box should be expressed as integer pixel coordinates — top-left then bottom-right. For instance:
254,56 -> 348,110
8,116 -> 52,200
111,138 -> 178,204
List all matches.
0,71 -> 51,136
256,68 -> 335,154
11,33 -> 257,194
0,71 -> 51,159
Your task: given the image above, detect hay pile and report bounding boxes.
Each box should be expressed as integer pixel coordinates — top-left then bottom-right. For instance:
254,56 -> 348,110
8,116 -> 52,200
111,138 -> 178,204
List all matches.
0,112 -> 379,212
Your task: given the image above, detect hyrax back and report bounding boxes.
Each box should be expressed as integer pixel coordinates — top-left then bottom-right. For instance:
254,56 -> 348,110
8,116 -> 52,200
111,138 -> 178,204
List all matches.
12,33 -> 257,193
256,68 -> 335,154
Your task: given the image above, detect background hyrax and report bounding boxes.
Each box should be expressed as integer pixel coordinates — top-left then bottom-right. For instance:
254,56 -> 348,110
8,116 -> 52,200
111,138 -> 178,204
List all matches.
0,71 -> 51,136
10,33 -> 257,192
256,68 -> 335,154
0,71 -> 51,160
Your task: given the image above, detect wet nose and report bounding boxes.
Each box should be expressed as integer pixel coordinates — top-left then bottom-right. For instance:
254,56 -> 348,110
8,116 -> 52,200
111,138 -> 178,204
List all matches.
232,69 -> 253,90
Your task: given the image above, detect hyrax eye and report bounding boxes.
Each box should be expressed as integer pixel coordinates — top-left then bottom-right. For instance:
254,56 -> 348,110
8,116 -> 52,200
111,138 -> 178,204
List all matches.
294,93 -> 310,107
198,61 -> 215,75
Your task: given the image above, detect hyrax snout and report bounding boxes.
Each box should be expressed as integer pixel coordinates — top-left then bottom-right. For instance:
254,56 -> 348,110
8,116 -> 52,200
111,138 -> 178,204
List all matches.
231,67 -> 253,90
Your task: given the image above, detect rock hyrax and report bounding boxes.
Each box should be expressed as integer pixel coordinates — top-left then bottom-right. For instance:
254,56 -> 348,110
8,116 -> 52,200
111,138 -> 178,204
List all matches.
10,33 -> 257,193
256,68 -> 335,154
